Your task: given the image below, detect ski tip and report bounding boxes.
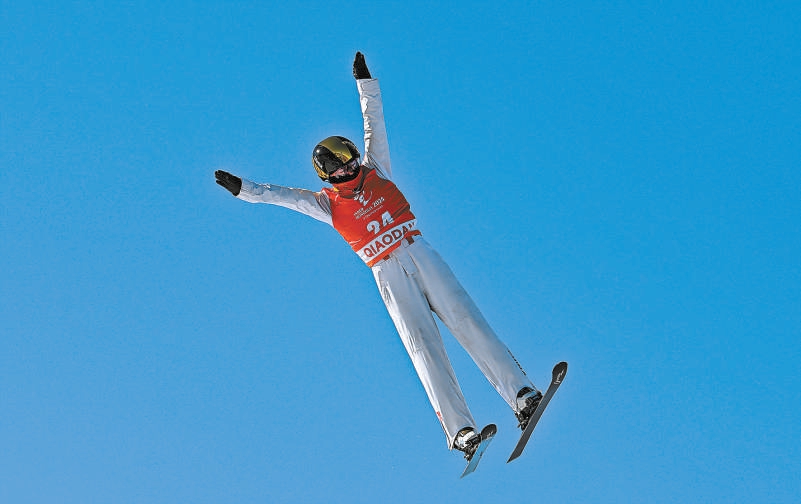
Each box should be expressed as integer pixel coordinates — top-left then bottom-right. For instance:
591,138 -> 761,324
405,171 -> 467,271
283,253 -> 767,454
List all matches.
481,423 -> 498,438
553,361 -> 568,381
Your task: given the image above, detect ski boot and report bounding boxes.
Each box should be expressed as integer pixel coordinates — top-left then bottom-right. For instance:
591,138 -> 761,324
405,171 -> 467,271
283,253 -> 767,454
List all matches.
453,427 -> 481,461
515,387 -> 543,431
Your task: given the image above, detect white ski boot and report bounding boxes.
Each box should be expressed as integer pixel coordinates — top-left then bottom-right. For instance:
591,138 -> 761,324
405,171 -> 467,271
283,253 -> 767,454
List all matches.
453,427 -> 481,460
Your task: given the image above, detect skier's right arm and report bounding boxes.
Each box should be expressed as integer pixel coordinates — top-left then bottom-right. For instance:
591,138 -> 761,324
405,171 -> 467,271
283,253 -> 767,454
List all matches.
214,170 -> 332,225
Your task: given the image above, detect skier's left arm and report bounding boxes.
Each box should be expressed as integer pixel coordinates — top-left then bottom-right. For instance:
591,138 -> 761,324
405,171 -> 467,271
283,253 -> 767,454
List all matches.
353,52 -> 392,180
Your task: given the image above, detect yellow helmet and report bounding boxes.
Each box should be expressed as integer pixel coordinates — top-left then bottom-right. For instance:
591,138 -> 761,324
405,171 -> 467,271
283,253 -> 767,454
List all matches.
312,136 -> 361,182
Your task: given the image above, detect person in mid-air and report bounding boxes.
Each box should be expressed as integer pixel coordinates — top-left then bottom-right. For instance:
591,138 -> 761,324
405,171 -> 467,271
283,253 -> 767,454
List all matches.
214,52 -> 542,462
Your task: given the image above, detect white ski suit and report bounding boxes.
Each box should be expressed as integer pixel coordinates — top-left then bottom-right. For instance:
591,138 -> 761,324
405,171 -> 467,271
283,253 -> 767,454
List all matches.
235,78 -> 535,448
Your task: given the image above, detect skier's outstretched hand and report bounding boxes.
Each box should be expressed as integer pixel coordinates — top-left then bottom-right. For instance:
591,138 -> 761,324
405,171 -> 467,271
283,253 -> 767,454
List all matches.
353,51 -> 371,80
215,170 -> 242,196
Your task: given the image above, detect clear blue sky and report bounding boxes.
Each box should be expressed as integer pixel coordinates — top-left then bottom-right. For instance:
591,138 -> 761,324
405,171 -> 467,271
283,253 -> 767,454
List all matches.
2,1 -> 799,502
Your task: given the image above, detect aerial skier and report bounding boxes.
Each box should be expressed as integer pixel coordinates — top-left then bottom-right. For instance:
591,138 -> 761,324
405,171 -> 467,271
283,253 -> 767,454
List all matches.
214,52 -> 545,469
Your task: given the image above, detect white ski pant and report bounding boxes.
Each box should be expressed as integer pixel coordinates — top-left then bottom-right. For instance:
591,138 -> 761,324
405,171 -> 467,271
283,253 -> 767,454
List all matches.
371,236 -> 534,448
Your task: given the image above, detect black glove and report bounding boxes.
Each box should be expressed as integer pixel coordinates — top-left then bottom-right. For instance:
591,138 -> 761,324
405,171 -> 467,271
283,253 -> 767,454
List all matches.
215,170 -> 242,196
353,51 -> 372,80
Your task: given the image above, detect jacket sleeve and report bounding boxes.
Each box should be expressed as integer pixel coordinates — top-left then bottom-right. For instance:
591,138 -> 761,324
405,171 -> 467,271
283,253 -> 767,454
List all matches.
356,78 -> 392,180
236,178 -> 333,225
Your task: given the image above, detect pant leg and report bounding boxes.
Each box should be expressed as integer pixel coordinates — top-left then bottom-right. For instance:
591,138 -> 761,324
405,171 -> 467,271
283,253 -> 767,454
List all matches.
408,238 -> 535,412
372,248 -> 476,448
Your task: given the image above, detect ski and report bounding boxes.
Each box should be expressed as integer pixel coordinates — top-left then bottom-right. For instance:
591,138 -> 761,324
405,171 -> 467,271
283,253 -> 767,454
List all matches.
507,361 -> 567,463
460,423 -> 497,478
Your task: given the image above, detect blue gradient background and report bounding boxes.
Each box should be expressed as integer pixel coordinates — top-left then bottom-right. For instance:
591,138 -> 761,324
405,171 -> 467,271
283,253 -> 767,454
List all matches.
2,1 -> 799,502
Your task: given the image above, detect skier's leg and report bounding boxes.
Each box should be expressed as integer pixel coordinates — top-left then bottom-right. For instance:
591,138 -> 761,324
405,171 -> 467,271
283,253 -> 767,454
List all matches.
408,238 -> 535,411
372,252 -> 476,448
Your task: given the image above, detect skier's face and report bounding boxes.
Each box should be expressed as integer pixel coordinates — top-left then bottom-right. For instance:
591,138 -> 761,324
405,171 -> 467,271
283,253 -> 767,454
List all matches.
329,157 -> 361,183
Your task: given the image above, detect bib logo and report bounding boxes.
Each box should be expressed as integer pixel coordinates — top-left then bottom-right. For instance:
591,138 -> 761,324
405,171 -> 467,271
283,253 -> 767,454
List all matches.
355,191 -> 372,206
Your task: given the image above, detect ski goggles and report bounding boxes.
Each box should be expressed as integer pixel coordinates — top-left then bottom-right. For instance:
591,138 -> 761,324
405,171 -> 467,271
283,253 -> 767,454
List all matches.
329,157 -> 360,178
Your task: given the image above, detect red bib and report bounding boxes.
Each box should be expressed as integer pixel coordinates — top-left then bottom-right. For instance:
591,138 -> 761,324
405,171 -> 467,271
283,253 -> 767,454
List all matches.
323,169 -> 419,266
